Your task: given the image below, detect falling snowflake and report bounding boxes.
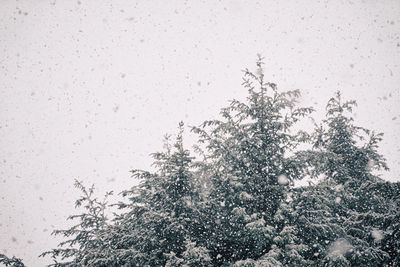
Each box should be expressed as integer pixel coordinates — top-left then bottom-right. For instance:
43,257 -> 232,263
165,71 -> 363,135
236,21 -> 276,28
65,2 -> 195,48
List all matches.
327,238 -> 353,260
366,158 -> 376,171
371,229 -> 384,242
278,174 -> 289,185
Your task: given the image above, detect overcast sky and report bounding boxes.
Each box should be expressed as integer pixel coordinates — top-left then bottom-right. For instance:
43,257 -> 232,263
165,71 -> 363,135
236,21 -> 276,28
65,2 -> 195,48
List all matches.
1,0 -> 399,266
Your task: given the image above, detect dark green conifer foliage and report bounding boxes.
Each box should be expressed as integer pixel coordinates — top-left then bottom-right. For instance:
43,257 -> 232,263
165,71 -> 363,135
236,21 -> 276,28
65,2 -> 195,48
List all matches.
40,181 -> 113,266
272,92 -> 398,266
192,56 -> 313,264
39,60 -> 399,267
102,122 -> 211,266
314,92 -> 397,266
312,91 -> 388,184
0,253 -> 25,267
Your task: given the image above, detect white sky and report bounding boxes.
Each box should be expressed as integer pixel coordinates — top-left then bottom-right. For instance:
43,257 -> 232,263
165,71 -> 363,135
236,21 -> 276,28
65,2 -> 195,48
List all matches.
1,0 -> 399,266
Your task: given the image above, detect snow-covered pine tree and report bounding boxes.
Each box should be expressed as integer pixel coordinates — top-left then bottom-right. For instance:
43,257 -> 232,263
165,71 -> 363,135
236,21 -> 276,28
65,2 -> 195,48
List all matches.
99,122 -> 211,266
310,91 -> 387,183
40,181 -> 113,266
314,92 -> 396,265
272,92 -> 399,266
192,56 -> 313,265
40,62 -> 400,267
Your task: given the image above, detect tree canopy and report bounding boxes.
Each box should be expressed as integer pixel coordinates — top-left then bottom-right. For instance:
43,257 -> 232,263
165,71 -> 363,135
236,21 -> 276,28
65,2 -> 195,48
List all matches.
4,58 -> 398,267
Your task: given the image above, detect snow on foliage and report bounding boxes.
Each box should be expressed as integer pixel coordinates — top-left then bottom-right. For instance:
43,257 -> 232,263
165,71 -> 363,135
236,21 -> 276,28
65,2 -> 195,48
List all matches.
327,238 -> 353,260
371,229 -> 384,242
11,58 -> 395,267
277,174 -> 289,185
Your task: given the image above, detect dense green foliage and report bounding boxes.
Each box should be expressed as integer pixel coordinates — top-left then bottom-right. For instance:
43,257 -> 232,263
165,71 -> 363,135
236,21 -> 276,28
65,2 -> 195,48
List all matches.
190,58 -> 313,265
3,59 -> 399,266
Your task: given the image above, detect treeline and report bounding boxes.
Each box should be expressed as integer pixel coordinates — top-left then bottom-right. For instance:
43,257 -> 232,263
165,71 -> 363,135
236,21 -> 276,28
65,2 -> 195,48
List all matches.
3,58 -> 399,266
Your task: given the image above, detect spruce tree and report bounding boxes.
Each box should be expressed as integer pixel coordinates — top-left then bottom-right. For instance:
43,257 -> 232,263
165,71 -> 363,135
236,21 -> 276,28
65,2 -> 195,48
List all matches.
41,123 -> 211,266
272,92 -> 398,266
312,91 -> 388,184
39,61 -> 400,267
99,122 -> 211,266
314,92 -> 394,266
40,181 -> 113,266
192,56 -> 313,265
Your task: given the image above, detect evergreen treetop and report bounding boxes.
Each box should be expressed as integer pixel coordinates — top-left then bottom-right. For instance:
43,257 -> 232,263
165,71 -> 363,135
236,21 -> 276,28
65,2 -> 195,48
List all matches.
4,58 -> 395,267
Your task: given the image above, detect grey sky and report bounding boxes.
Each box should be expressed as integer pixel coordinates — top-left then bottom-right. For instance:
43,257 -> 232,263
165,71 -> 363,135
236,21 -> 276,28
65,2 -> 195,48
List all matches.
1,0 -> 399,266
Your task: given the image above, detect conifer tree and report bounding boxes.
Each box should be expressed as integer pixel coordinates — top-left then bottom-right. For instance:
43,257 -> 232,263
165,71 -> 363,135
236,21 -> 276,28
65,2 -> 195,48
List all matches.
39,61 -> 400,267
98,122 -> 211,266
273,92 -> 398,266
192,56 -> 313,264
40,181 -> 113,266
41,123 -> 210,266
313,92 -> 396,266
312,91 -> 388,184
